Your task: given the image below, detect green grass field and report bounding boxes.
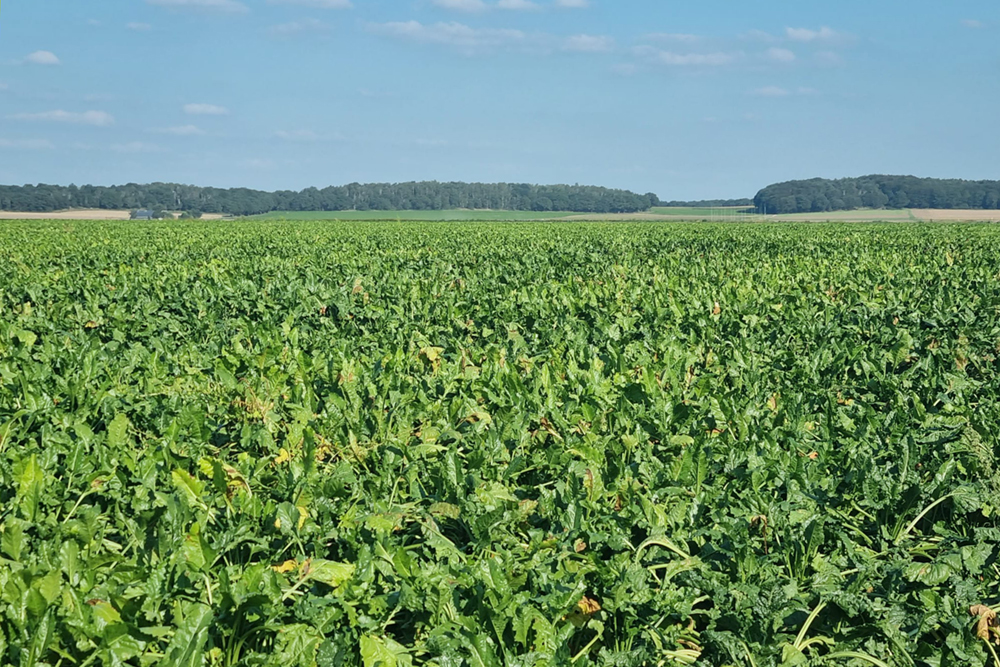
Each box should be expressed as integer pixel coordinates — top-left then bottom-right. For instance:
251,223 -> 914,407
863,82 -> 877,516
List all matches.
253,207 -> 758,221
1,220 -> 998,665
650,206 -> 754,217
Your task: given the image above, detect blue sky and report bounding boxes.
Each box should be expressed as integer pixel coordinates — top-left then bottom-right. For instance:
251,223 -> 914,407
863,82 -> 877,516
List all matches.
0,0 -> 998,199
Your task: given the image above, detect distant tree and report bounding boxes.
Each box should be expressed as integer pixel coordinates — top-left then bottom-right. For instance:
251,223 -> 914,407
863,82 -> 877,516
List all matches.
0,181 -> 661,215
755,175 -> 1000,214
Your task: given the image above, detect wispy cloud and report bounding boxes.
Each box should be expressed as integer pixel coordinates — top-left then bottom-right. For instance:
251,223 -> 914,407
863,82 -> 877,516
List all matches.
368,21 -> 530,54
24,51 -> 61,66
765,47 -> 796,63
184,103 -> 229,115
644,33 -> 701,43
152,125 -> 206,136
8,110 -> 115,126
127,22 -> 153,30
433,0 -> 488,11
554,0 -> 588,7
111,141 -> 165,153
786,26 -> 841,43
743,29 -> 776,42
0,138 -> 55,150
267,0 -> 352,7
269,18 -> 330,36
563,34 -> 614,53
754,86 -> 789,97
634,45 -> 740,67
368,20 -> 613,56
498,0 -> 540,9
147,0 -> 249,14
962,19 -> 985,29
816,50 -> 844,66
752,86 -> 820,97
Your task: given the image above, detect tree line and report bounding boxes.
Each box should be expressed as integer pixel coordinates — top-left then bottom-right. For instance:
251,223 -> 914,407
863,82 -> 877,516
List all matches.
754,175 -> 1000,214
0,181 -> 661,216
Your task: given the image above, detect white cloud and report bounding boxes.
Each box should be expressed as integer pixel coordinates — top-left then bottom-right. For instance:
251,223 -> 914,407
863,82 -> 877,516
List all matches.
369,21 -> 615,56
433,0 -> 488,11
962,19 -> 985,29
0,83 -> 8,91
267,0 -> 352,7
153,125 -> 206,136
743,29 -> 776,42
563,34 -> 614,53
0,138 -> 55,150
498,0 -> 540,9
635,45 -> 739,67
786,26 -> 840,42
555,0 -> 589,7
147,0 -> 249,14
87,19 -> 102,26
25,51 -> 61,66
8,110 -> 115,126
184,103 -> 229,115
766,47 -> 796,63
111,141 -> 164,153
368,21 -> 531,54
127,22 -> 153,30
269,18 -> 330,36
611,63 -> 637,76
752,86 -> 819,97
644,33 -> 701,43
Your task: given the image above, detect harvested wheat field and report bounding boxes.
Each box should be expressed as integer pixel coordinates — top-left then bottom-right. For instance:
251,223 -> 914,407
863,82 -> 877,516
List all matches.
911,208 -> 1000,221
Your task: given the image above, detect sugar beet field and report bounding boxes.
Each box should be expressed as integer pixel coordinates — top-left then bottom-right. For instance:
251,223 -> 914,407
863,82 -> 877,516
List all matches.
2,220 -> 1000,667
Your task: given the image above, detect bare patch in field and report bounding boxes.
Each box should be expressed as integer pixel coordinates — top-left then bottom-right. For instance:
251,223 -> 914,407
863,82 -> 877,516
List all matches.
0,209 -> 133,220
911,209 -> 1000,221
0,210 -> 228,220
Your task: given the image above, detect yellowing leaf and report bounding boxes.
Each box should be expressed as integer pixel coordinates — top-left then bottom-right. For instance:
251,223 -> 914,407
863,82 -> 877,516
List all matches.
578,596 -> 601,615
273,559 -> 298,574
274,448 -> 292,465
419,346 -> 444,365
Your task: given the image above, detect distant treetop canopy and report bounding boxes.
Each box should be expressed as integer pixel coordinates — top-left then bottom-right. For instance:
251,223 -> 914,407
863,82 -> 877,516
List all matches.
754,175 -> 1000,214
0,181 -> 661,216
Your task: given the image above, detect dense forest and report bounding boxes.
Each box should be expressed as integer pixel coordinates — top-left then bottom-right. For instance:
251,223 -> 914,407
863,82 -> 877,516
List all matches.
0,181 -> 660,216
754,175 -> 1000,214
